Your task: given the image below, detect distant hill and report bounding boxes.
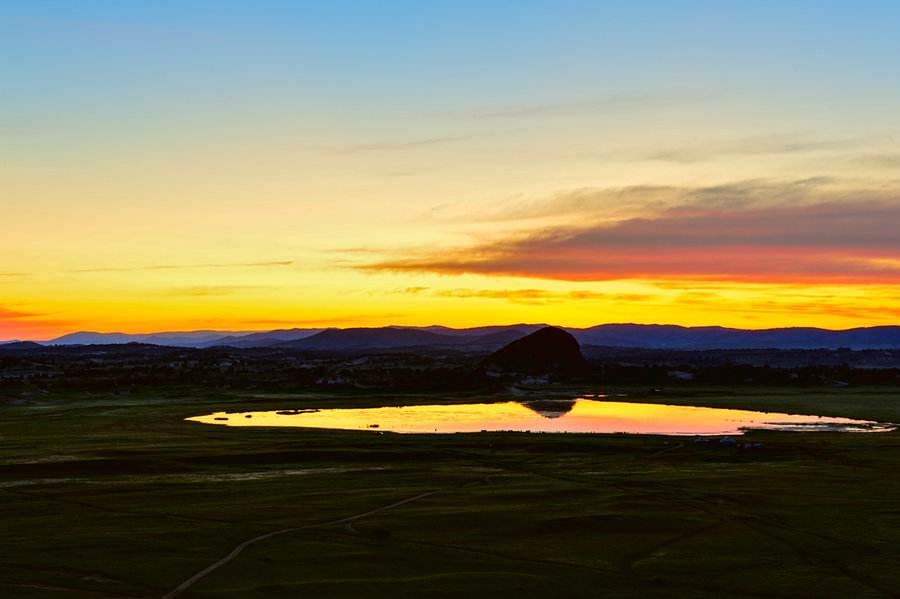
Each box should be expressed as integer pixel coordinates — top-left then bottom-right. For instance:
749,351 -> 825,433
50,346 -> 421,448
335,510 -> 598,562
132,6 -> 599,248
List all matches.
485,326 -> 588,375
570,324 -> 900,350
44,325 -> 540,349
202,328 -> 325,348
50,331 -> 136,345
462,329 -> 539,349
49,330 -> 254,347
408,324 -> 547,337
33,323 -> 900,350
278,327 -> 471,351
276,327 -> 534,352
0,341 -> 43,351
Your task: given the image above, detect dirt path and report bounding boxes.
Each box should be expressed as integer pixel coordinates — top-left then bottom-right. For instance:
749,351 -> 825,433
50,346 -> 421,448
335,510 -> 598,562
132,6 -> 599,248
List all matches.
161,451 -> 899,599
446,449 -> 900,599
160,490 -> 441,599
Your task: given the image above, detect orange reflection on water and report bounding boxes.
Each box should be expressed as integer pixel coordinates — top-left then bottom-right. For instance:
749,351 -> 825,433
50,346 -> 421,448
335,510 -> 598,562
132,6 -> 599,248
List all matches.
186,399 -> 893,435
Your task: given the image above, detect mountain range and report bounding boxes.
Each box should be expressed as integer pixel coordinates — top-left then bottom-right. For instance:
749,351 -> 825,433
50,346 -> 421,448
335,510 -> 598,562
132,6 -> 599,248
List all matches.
7,323 -> 900,351
46,330 -> 257,348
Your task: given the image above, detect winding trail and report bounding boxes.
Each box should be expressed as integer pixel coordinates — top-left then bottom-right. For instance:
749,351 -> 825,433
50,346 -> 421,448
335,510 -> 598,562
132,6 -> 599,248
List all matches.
161,449 -> 900,599
441,448 -> 900,599
160,490 -> 440,599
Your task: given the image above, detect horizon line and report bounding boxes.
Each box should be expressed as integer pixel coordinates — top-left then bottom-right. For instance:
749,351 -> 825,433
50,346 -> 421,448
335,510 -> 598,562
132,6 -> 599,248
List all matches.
6,321 -> 900,344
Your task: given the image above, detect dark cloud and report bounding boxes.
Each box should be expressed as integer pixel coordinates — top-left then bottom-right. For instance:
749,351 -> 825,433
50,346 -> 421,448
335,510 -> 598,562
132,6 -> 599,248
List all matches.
361,182 -> 900,284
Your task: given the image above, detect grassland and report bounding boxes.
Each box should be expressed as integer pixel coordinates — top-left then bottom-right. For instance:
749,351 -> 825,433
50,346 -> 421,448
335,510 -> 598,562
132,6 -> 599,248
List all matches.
1,387 -> 899,598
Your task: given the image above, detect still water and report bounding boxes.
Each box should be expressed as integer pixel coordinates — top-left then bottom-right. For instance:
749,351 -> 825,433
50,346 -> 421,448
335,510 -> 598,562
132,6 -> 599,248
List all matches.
187,398 -> 894,435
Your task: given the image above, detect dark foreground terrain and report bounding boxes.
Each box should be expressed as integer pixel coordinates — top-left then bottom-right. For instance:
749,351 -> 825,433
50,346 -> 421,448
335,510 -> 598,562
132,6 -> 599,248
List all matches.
2,386 -> 900,598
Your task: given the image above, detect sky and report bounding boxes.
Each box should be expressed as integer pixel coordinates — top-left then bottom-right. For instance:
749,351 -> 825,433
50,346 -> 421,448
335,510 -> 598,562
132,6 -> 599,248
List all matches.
3,1 -> 900,340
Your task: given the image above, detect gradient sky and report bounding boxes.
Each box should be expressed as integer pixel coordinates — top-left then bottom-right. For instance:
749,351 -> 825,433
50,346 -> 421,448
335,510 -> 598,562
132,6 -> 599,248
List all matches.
3,1 -> 900,340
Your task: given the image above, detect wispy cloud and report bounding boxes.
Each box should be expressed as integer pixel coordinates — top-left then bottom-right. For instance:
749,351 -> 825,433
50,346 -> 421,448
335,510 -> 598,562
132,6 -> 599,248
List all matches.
466,91 -> 693,119
360,181 -> 900,284
429,186 -> 679,224
411,287 -> 655,305
666,287 -> 900,322
333,136 -> 469,154
855,154 -> 900,169
0,307 -> 34,319
644,136 -> 860,163
165,285 -> 268,297
426,178 -> 845,224
72,260 -> 295,273
0,306 -> 74,341
217,313 -> 408,327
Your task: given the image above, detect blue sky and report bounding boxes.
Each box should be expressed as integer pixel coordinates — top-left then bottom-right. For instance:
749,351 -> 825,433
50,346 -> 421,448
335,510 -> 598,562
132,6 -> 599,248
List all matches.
5,1 -> 900,128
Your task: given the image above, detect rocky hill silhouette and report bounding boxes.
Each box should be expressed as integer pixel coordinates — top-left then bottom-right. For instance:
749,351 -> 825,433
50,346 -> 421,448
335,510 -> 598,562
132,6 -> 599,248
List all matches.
485,326 -> 588,375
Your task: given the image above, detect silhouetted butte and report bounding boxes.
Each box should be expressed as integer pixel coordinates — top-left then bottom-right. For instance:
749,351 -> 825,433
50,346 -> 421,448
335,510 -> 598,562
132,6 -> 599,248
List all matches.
485,326 -> 588,376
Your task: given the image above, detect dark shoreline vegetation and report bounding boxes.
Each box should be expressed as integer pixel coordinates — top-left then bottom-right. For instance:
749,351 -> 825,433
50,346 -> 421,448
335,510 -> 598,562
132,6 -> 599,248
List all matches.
2,341 -> 900,597
5,342 -> 900,395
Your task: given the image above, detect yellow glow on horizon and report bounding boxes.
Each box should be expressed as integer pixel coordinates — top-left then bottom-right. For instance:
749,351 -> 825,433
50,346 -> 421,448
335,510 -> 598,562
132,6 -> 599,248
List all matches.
4,263 -> 899,339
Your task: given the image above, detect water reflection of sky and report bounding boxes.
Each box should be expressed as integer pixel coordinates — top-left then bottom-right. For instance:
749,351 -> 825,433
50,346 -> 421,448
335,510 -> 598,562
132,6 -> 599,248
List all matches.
187,399 -> 894,436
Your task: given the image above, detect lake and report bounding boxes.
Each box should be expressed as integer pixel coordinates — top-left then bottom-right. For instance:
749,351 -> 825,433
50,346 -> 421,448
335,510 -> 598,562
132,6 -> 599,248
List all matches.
186,398 -> 894,435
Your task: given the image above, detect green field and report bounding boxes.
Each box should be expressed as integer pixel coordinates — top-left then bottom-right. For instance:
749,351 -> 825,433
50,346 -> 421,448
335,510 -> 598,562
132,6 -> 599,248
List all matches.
2,387 -> 900,598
